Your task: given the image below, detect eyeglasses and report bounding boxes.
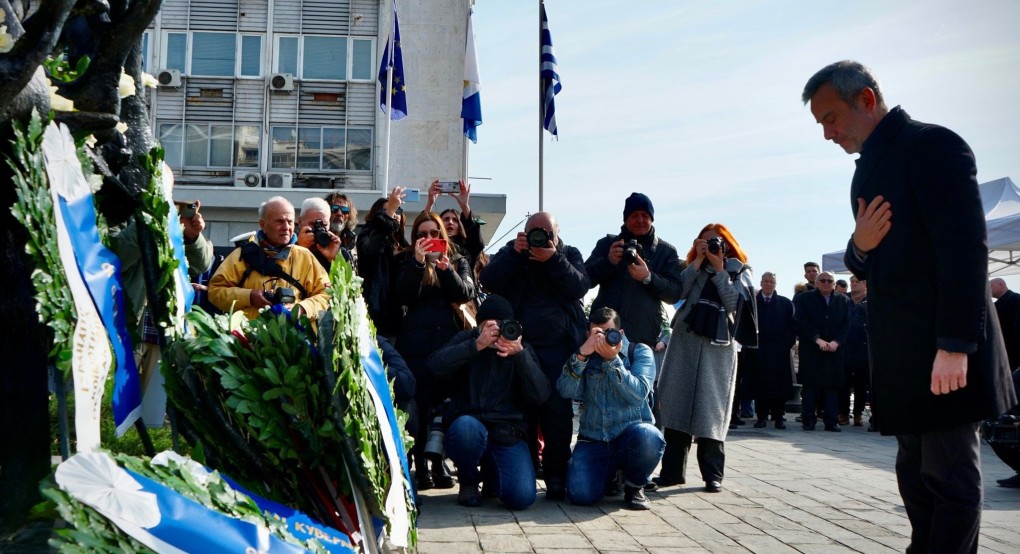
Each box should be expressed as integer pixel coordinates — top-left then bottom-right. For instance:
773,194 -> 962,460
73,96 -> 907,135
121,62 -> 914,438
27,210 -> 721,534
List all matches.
817,278 -> 834,283
417,229 -> 441,239
330,204 -> 350,214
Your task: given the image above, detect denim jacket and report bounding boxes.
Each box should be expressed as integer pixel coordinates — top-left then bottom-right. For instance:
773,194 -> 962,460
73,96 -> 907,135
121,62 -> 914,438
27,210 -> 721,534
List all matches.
556,336 -> 656,442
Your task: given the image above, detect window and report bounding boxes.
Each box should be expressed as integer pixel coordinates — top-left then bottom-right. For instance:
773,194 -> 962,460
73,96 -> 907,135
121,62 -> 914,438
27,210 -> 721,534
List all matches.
140,31 -> 151,73
160,32 -> 263,77
271,126 -> 372,172
273,36 -> 374,81
160,123 -> 261,169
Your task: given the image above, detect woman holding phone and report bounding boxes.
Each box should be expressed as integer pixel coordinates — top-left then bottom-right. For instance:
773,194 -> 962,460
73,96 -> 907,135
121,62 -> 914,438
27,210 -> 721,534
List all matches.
395,211 -> 476,491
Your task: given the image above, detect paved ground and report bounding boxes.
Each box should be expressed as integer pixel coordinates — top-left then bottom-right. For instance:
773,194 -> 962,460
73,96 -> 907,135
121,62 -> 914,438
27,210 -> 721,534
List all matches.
415,420 -> 1020,553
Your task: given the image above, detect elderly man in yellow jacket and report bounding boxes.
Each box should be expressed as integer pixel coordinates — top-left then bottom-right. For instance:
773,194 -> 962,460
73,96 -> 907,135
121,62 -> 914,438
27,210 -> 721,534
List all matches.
210,196 -> 331,320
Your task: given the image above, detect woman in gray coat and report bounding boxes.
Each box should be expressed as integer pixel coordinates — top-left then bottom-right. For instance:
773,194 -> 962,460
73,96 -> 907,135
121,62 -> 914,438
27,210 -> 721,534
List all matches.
654,223 -> 752,493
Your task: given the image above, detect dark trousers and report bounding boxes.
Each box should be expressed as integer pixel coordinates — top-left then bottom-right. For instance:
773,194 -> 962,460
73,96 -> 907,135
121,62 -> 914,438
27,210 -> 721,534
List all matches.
528,342 -> 576,484
755,398 -> 786,422
840,364 -> 870,417
990,443 -> 1020,474
660,427 -> 725,483
801,385 -> 839,428
895,422 -> 982,554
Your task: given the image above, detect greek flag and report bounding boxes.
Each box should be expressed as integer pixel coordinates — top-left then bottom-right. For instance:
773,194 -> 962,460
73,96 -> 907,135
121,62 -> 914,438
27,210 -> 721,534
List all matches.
461,9 -> 482,143
540,3 -> 561,137
378,1 -> 408,120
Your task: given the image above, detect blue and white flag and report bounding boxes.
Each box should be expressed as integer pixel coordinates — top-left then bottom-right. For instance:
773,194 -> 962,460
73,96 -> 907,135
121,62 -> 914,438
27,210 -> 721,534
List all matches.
378,1 -> 408,120
540,2 -> 561,137
461,8 -> 482,143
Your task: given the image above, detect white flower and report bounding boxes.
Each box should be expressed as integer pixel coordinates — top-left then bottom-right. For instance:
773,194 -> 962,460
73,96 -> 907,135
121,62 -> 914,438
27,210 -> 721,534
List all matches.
0,25 -> 15,54
118,71 -> 136,99
47,77 -> 75,112
115,122 -> 129,134
141,72 -> 158,88
84,134 -> 97,148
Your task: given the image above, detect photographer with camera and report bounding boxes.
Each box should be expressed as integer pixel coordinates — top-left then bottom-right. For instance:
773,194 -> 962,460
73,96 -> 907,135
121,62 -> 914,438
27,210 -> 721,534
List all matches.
481,211 -> 589,500
585,193 -> 684,350
426,295 -> 550,509
655,224 -> 753,493
209,197 -> 330,321
558,308 -> 664,510
297,198 -> 353,271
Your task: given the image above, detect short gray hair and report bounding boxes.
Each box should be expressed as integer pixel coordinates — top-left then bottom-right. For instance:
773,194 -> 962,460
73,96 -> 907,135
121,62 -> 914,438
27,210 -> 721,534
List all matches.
259,196 -> 293,219
801,60 -> 886,110
300,197 -> 330,218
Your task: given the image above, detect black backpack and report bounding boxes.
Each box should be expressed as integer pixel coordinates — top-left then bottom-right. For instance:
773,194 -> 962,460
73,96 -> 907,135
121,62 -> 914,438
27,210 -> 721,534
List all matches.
236,241 -> 309,299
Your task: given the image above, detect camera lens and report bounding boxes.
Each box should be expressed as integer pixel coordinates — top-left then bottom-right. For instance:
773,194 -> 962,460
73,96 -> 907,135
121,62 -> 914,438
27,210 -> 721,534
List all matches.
526,228 -> 550,249
707,237 -> 724,254
604,328 -> 623,346
500,320 -> 523,341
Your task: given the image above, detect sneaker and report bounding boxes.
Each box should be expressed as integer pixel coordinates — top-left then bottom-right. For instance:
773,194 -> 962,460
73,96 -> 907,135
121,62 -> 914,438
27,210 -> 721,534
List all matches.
624,485 -> 651,510
457,484 -> 482,507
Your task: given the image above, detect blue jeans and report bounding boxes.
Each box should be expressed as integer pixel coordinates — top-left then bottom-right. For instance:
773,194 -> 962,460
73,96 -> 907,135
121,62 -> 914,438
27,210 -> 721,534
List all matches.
445,415 -> 537,510
565,423 -> 665,506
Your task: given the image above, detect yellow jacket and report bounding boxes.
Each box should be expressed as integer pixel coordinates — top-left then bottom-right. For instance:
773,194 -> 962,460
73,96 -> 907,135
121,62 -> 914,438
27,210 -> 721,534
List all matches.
209,244 -> 330,320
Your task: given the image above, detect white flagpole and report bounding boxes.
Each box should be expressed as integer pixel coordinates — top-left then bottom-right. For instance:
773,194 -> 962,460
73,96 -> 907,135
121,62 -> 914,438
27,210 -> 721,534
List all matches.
382,0 -> 395,196
538,0 -> 544,211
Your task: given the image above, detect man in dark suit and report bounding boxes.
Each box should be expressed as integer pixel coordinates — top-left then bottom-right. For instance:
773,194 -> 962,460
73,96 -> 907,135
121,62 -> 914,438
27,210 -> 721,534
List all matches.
991,278 -> 1020,371
748,272 -> 796,429
793,271 -> 850,432
803,60 -> 1017,553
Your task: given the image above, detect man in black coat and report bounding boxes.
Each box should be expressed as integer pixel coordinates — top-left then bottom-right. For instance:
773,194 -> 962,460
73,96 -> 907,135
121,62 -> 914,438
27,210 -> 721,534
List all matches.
749,272 -> 796,429
991,278 -> 1020,371
804,60 -> 1017,553
585,193 -> 684,348
793,272 -> 850,432
481,212 -> 589,500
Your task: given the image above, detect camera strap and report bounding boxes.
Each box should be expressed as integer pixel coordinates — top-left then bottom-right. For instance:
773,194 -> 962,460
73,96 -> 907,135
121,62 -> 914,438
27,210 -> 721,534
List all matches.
237,242 -> 309,299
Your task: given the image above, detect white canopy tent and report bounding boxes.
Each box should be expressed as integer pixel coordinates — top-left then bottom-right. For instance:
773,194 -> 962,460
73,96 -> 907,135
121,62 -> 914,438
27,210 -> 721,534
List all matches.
821,177 -> 1020,276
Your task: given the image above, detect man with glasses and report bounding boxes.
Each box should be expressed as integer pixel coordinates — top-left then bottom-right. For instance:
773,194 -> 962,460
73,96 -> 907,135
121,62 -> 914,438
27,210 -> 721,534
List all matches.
323,191 -> 358,252
481,212 -> 589,500
793,271 -> 850,431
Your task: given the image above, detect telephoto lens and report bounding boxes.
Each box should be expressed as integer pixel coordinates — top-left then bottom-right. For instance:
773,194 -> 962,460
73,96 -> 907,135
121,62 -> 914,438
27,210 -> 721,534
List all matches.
423,415 -> 445,461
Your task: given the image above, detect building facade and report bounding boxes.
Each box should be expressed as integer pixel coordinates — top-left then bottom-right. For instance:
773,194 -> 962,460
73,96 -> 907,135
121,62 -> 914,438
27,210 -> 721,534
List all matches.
144,0 -> 504,246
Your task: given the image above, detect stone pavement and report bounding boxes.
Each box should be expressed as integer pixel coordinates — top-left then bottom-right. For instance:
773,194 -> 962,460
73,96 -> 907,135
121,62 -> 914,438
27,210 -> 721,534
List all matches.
415,421 -> 1020,553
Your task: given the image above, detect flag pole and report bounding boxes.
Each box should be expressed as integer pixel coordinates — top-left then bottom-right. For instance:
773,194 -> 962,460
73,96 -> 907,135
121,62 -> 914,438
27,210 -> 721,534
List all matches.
381,0 -> 395,196
538,0 -> 544,211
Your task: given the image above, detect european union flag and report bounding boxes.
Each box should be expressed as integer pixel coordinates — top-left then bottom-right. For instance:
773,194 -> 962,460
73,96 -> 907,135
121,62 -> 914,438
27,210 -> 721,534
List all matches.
379,2 -> 408,120
540,3 -> 561,137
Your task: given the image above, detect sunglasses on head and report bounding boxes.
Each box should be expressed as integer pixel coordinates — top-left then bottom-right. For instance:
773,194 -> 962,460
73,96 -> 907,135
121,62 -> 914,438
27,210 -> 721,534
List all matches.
417,229 -> 442,239
330,204 -> 350,214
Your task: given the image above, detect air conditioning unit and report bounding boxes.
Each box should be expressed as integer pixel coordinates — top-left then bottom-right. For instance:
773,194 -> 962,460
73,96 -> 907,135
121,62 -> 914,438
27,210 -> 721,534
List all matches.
156,68 -> 182,88
265,172 -> 293,188
269,73 -> 294,92
234,171 -> 262,188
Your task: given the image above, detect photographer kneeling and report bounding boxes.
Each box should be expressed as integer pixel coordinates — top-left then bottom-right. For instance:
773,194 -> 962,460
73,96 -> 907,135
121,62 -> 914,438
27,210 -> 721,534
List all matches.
426,295 -> 551,509
558,308 -> 664,510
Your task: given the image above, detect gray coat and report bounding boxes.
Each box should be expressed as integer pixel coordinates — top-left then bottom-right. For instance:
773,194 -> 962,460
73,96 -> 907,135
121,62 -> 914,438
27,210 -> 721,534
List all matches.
657,260 -> 745,441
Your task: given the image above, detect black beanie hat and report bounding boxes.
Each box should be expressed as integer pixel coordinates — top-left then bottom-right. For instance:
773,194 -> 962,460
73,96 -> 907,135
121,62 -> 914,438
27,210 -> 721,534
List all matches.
476,294 -> 514,322
623,192 -> 654,221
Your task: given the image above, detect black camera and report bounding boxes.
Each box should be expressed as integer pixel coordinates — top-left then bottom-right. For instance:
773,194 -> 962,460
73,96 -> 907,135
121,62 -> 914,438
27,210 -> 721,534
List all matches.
263,287 -> 296,305
706,237 -> 726,255
621,238 -> 644,265
604,328 -> 623,346
500,320 -> 523,341
526,227 -> 551,249
312,219 -> 333,248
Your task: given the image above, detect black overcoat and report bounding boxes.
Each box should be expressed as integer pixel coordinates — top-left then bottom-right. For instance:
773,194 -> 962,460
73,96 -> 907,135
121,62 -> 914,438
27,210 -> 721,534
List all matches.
750,292 -> 796,401
994,289 -> 1020,371
794,289 -> 850,389
843,107 -> 1017,435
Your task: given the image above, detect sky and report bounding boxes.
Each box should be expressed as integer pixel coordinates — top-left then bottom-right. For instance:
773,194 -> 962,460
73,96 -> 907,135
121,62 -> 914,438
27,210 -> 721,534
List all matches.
462,0 -> 1020,296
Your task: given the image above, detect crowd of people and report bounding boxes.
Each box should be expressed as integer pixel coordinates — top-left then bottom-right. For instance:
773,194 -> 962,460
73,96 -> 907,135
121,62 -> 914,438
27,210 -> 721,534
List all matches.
171,60 -> 1019,552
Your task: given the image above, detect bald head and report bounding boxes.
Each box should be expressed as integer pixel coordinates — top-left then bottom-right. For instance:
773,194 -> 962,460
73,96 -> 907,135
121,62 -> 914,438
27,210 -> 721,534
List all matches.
526,212 -> 559,245
991,278 -> 1008,299
259,197 -> 296,247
